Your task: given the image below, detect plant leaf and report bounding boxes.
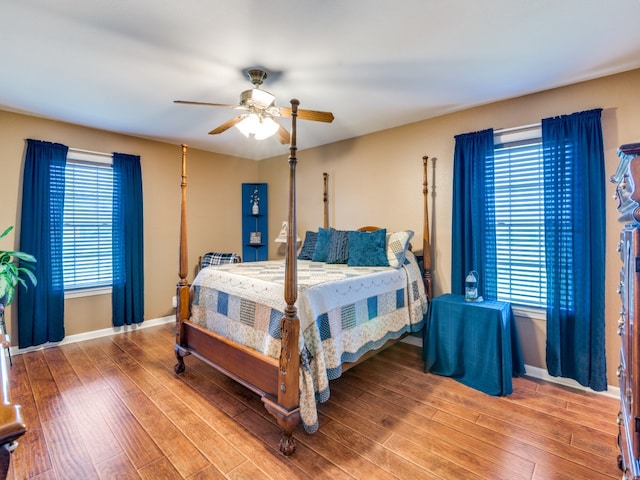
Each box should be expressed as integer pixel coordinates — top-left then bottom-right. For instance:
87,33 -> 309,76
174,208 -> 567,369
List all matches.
19,268 -> 37,287
7,251 -> 37,263
3,287 -> 14,305
0,226 -> 13,240
0,276 -> 12,305
0,226 -> 38,305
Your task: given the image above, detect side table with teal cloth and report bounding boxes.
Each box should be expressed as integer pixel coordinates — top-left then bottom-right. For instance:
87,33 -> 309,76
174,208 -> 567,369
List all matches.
422,293 -> 525,395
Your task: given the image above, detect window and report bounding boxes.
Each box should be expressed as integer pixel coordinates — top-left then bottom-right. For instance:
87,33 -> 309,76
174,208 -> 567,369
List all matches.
62,151 -> 114,293
492,126 -> 547,308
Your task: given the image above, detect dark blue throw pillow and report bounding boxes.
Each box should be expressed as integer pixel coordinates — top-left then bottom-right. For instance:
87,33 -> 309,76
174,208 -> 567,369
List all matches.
297,230 -> 318,260
312,227 -> 333,262
347,229 -> 389,267
326,229 -> 350,264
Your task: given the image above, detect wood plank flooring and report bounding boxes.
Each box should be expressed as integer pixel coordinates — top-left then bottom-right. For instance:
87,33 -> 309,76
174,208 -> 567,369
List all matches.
4,322 -> 622,479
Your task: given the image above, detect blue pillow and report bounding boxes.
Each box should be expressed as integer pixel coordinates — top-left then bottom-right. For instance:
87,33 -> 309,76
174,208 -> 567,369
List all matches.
311,227 -> 333,262
348,229 -> 389,267
326,229 -> 350,264
297,231 -> 318,260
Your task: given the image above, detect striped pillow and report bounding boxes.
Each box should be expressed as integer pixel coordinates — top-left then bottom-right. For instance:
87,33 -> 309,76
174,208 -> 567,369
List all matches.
297,231 -> 319,260
326,229 -> 350,264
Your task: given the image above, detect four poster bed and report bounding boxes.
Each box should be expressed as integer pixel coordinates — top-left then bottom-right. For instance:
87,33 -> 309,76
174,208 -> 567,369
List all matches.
174,99 -> 434,455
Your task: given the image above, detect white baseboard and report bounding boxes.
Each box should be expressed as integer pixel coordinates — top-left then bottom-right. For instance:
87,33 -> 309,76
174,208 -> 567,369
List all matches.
401,335 -> 422,347
9,315 -> 175,356
401,336 -> 619,399
522,364 -> 619,399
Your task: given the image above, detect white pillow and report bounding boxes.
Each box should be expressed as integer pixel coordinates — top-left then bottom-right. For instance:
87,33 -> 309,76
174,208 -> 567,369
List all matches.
386,230 -> 414,268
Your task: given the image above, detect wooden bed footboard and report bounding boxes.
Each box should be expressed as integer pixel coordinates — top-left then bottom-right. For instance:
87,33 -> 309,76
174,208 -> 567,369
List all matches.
175,322 -> 279,395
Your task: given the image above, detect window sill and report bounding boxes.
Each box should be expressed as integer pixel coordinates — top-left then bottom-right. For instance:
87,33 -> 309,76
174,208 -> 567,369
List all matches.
65,286 -> 112,299
511,304 -> 546,321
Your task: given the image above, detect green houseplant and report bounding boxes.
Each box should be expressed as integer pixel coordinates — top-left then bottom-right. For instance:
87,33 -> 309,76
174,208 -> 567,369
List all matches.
0,226 -> 37,307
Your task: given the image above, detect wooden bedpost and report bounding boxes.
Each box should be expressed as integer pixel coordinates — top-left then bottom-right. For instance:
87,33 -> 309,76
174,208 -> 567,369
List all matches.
262,99 -> 301,455
323,172 -> 329,228
422,155 -> 433,300
174,143 -> 190,374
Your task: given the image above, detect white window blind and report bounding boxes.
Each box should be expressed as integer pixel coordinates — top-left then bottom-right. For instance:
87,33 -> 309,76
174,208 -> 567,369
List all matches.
493,129 -> 547,308
63,155 -> 114,291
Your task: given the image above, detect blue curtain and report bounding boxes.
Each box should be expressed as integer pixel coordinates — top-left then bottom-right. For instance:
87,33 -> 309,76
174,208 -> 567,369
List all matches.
18,139 -> 67,348
112,153 -> 144,326
451,129 -> 497,299
542,108 -> 606,391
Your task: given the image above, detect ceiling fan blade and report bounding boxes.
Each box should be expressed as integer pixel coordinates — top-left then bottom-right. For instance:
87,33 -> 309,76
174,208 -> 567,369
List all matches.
278,106 -> 334,123
174,100 -> 242,109
277,123 -> 290,144
209,115 -> 246,135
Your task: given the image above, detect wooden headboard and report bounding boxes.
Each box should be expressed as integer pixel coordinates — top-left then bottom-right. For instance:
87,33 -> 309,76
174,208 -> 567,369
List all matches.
319,159 -> 433,300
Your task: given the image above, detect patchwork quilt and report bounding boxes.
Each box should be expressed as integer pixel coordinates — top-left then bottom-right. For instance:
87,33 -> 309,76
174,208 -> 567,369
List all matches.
190,250 -> 428,432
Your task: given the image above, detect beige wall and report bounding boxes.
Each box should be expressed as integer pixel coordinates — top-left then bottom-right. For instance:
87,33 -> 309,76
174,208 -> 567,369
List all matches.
0,110 -> 258,338
261,68 -> 640,388
1,68 -> 638,388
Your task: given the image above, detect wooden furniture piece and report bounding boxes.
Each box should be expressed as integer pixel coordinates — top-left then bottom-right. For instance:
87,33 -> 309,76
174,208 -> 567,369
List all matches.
423,293 -> 525,395
242,183 -> 268,262
0,304 -> 26,479
612,141 -> 640,478
174,99 -> 434,455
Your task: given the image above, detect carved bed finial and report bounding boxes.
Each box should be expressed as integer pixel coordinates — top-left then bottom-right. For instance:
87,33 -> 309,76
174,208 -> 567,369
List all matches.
422,155 -> 434,300
323,172 -> 329,229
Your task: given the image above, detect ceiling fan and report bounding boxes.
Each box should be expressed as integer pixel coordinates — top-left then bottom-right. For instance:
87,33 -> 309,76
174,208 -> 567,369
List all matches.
174,68 -> 334,144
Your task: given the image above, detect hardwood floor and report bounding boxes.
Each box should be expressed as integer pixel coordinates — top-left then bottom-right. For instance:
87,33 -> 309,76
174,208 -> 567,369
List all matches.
4,322 -> 621,479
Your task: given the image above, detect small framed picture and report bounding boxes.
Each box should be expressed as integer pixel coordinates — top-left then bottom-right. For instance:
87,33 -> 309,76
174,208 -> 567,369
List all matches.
249,231 -> 262,244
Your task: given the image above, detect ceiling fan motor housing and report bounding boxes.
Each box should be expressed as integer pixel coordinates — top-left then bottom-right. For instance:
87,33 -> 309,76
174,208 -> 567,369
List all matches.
246,68 -> 268,86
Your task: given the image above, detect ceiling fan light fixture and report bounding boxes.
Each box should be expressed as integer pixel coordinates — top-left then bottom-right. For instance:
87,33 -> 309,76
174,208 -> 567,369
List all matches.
175,66 -> 332,142
240,88 -> 275,109
235,113 -> 279,140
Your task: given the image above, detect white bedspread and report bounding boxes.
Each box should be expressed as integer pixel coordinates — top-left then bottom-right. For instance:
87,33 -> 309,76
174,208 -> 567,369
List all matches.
190,251 -> 428,432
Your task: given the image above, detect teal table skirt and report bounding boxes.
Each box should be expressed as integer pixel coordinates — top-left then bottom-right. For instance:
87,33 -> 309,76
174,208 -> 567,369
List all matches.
422,293 -> 525,395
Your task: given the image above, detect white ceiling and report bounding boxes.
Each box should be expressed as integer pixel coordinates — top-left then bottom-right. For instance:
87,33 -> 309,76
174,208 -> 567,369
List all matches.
2,1 -> 640,160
